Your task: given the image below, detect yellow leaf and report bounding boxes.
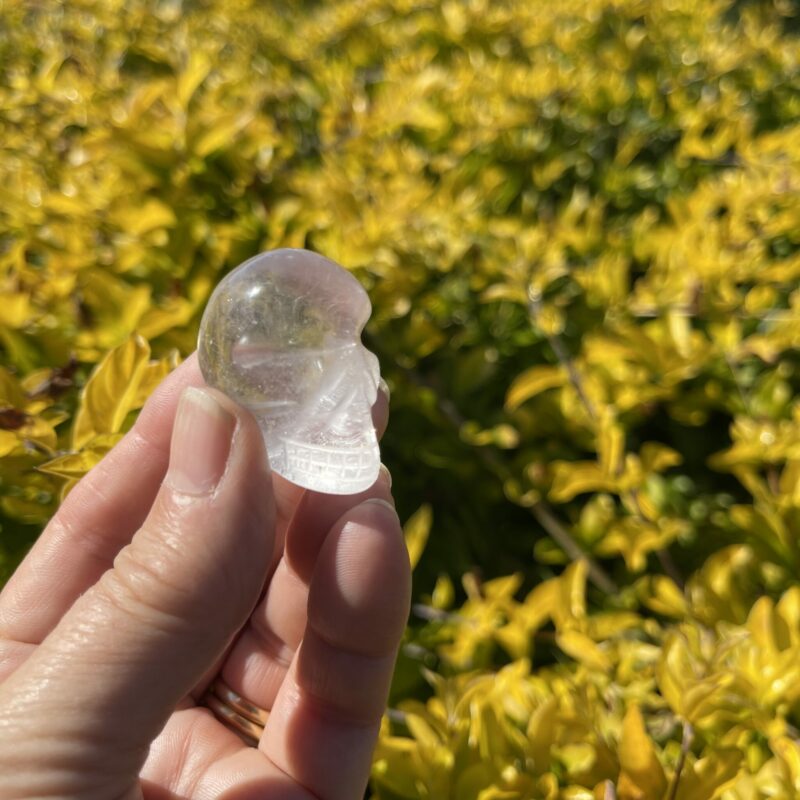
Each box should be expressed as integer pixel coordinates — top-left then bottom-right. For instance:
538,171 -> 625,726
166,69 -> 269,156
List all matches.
72,336 -> 151,449
177,50 -> 212,108
557,559 -> 588,624
776,586 -> 800,648
556,628 -> 612,673
598,412 -> 625,478
481,283 -> 528,304
771,737 -> 800,792
131,350 -> 181,408
0,293 -> 32,328
405,712 -> 441,750
535,303 -> 565,336
403,503 -> 432,571
495,619 -> 531,659
38,433 -> 123,479
403,100 -> 449,132
0,366 -> 26,408
477,788 -> 520,800
552,742 -> 597,776
193,112 -> 255,157
598,517 -> 684,573
111,198 -> 176,236
75,270 -> 152,353
675,749 -> 742,800
372,732 -> 421,799
519,577 -> 559,632
0,430 -> 18,457
505,365 -> 566,411
639,575 -> 688,618
483,572 -> 523,601
15,414 -> 61,453
640,442 -> 682,474
550,461 -> 616,502
667,307 -> 692,358
430,573 -> 454,609
137,298 -> 194,340
38,450 -> 102,480
527,698 -> 558,772
617,705 -> 667,800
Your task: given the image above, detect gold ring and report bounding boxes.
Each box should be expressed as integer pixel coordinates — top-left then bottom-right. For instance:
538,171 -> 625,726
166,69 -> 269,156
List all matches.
201,678 -> 270,746
211,678 -> 270,726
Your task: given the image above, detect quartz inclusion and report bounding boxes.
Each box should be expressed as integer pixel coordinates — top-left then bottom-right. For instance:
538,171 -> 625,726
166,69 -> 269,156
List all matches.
198,248 -> 381,494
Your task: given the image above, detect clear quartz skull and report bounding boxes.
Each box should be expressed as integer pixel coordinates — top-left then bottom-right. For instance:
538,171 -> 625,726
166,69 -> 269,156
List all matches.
197,248 -> 382,494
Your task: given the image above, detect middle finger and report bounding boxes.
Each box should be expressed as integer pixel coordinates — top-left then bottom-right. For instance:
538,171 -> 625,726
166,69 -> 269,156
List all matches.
211,468 -> 393,713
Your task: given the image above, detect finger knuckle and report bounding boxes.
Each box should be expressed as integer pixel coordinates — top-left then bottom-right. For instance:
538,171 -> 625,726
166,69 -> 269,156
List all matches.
95,544 -> 198,636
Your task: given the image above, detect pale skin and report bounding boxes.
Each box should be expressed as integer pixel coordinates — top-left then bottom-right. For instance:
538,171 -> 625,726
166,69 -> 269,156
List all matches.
0,353 -> 410,799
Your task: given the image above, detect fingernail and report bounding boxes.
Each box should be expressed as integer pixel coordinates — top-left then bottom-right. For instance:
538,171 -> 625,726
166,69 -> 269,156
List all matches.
379,463 -> 393,489
166,387 -> 235,495
379,377 -> 391,403
360,497 -> 397,516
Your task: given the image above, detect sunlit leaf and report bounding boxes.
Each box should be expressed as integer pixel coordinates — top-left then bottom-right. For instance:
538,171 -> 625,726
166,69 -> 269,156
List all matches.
72,335 -> 151,449
617,705 -> 667,799
505,366 -> 566,411
404,503 -> 432,571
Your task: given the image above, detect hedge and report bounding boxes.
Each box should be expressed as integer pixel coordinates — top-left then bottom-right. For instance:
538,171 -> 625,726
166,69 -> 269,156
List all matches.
1,0 -> 800,797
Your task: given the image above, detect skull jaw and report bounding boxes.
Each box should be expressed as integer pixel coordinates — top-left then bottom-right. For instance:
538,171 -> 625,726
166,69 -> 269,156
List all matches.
265,432 -> 381,494
246,342 -> 382,494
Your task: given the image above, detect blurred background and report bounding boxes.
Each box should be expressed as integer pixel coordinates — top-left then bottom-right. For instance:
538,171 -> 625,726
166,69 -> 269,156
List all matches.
1,0 -> 799,796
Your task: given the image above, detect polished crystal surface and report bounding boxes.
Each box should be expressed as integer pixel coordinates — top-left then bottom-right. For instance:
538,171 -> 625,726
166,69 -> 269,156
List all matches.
198,248 -> 381,494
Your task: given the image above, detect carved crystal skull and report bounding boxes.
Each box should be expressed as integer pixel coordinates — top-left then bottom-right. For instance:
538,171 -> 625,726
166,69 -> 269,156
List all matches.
198,248 -> 381,494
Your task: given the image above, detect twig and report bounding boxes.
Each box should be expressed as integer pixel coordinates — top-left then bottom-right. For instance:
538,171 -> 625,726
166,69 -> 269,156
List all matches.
767,466 -> 781,495
386,707 -> 407,724
411,604 -> 465,623
655,548 -> 685,591
631,306 -> 798,322
666,720 -> 694,800
528,289 -> 597,421
530,502 -> 618,594
370,338 -> 620,596
629,488 -> 685,590
603,781 -> 618,800
527,289 -> 684,589
401,642 -> 434,661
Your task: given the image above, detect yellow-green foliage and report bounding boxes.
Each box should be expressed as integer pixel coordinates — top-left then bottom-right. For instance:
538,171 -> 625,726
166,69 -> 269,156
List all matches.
2,0 -> 800,797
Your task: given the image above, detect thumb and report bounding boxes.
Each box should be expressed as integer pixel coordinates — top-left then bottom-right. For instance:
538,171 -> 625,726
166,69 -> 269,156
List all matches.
0,387 -> 275,797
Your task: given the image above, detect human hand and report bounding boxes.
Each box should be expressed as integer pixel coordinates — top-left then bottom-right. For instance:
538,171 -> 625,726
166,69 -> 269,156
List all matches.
0,354 -> 410,799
